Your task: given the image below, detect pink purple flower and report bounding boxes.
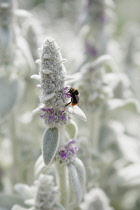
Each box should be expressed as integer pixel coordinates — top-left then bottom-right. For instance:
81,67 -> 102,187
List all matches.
59,110 -> 67,121
64,87 -> 71,98
56,139 -> 78,163
39,107 -> 68,126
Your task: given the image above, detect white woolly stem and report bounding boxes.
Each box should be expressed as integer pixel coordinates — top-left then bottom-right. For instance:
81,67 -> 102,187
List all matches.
8,110 -> 19,185
55,162 -> 69,210
59,126 -> 67,146
55,126 -> 70,209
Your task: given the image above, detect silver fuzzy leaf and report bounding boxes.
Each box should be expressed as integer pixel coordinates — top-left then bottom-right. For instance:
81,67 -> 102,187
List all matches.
42,127 -> 59,167
81,188 -> 114,210
67,158 -> 86,205
65,120 -> 78,139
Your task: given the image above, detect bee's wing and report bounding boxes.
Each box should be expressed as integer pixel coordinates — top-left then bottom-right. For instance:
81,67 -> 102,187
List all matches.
71,94 -> 79,105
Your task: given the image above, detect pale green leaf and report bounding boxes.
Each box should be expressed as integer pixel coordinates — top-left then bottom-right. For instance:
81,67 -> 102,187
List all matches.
42,127 -> 59,167
65,121 -> 78,139
67,158 -> 86,205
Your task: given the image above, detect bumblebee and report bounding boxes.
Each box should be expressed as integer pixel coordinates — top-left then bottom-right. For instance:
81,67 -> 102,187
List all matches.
65,88 -> 79,107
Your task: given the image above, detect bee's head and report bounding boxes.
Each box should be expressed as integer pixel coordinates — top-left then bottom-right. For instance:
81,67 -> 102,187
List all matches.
68,88 -> 74,93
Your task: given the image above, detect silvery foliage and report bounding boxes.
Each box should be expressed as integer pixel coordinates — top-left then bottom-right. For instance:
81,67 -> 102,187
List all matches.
80,0 -> 115,60
0,0 -> 39,119
80,188 -> 114,210
75,1 -> 140,210
31,38 -> 86,208
31,38 -> 86,164
12,174 -> 64,210
0,0 -> 40,198
77,55 -> 113,112
124,25 -> 140,101
0,0 -> 20,119
0,194 -> 25,210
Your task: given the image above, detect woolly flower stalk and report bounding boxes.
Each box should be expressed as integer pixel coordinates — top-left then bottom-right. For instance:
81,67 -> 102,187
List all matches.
34,175 -> 62,210
80,188 -> 114,210
33,38 -> 71,127
32,37 -> 86,166
77,56 -> 113,112
32,37 -> 86,127
81,0 -> 115,60
12,174 -> 64,210
32,38 -> 86,209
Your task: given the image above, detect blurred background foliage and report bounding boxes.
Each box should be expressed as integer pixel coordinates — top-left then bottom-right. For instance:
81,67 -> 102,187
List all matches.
0,0 -> 140,210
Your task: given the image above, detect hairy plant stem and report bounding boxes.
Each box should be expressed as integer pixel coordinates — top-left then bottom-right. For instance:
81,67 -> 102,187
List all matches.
55,162 -> 69,210
8,110 -> 19,185
88,110 -> 101,152
55,126 -> 70,209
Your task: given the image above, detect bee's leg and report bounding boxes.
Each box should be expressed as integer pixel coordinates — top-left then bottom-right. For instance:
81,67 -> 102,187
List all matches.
64,102 -> 71,108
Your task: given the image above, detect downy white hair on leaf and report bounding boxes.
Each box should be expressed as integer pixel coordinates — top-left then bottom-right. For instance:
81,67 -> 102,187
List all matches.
32,37 -> 86,127
12,174 -> 64,210
80,187 -> 114,210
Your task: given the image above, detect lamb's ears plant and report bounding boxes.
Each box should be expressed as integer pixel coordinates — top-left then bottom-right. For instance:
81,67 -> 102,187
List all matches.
67,158 -> 86,205
31,37 -> 87,209
55,140 -> 86,208
15,8 -> 41,61
80,187 -> 114,210
0,0 -> 37,186
80,0 -> 115,61
0,0 -> 19,119
21,17 -> 40,61
12,174 -> 65,210
77,55 -> 113,150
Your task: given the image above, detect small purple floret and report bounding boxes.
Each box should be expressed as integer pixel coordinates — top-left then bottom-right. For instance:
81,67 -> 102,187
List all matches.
59,110 -> 67,121
64,87 -> 69,90
59,147 -> 68,159
64,86 -> 71,98
67,139 -> 78,154
59,110 -> 64,114
46,108 -> 53,112
56,139 -> 78,163
66,94 -> 71,98
40,107 -> 54,122
68,139 -> 76,145
49,114 -> 54,122
69,148 -> 75,154
59,114 -> 66,121
40,108 -> 67,123
39,114 -> 45,118
40,108 -> 47,112
60,149 -> 67,159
